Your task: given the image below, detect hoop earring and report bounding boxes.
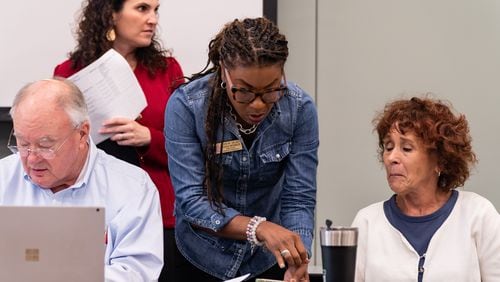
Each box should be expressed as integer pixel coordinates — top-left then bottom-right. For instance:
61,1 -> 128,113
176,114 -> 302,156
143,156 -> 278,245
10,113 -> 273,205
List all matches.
220,81 -> 227,89
106,28 -> 116,42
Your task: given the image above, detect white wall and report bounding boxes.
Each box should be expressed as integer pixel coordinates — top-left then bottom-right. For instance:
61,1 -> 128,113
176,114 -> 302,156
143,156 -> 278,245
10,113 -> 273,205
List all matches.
277,0 -> 317,99
0,1 -> 80,107
161,0 -> 263,77
0,0 -> 262,107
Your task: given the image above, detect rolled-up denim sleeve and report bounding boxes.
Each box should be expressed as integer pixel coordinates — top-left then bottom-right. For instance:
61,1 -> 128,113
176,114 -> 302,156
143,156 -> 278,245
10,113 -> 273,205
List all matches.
165,87 -> 240,231
280,90 -> 319,255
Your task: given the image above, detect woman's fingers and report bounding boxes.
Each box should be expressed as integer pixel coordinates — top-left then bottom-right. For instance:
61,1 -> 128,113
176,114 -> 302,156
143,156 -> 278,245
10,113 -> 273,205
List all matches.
257,221 -> 307,268
99,118 -> 133,134
284,263 -> 310,282
281,246 -> 302,267
272,248 -> 286,268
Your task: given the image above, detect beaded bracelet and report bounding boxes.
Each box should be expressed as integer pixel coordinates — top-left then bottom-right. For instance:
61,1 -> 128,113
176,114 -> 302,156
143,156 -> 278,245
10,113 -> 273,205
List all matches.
246,216 -> 266,252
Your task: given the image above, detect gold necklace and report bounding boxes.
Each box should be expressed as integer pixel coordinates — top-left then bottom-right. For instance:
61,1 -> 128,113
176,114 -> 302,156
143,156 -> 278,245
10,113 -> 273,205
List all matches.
227,103 -> 258,135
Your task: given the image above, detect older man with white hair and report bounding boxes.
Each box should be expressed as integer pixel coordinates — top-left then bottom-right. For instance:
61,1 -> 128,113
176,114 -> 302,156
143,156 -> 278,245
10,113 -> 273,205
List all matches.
0,78 -> 163,281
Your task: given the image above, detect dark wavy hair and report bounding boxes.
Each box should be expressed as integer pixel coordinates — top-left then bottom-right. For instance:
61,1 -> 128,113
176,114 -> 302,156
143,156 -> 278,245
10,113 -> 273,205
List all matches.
190,17 -> 289,212
373,96 -> 477,191
69,0 -> 167,75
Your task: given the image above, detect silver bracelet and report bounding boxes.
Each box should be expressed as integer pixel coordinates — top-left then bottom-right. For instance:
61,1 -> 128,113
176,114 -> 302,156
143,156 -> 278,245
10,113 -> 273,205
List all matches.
246,216 -> 266,250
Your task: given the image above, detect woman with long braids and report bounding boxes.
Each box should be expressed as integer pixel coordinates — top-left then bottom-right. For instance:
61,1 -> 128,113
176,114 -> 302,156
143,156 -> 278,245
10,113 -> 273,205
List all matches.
53,1 -> 184,280
165,17 -> 318,281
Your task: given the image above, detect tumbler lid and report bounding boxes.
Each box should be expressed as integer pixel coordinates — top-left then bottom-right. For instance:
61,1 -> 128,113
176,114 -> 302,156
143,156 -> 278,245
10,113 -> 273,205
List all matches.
320,226 -> 358,247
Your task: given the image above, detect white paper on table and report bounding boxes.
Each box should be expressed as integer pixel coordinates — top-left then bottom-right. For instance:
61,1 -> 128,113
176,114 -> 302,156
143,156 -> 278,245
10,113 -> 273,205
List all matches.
224,273 -> 250,282
67,49 -> 147,144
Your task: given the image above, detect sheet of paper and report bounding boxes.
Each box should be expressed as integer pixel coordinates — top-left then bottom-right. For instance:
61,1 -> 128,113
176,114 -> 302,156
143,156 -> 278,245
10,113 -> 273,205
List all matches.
224,273 -> 250,282
68,49 -> 147,144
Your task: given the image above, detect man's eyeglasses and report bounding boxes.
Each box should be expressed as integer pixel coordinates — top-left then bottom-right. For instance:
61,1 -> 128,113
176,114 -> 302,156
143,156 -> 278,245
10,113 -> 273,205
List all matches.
224,68 -> 287,104
7,127 -> 78,160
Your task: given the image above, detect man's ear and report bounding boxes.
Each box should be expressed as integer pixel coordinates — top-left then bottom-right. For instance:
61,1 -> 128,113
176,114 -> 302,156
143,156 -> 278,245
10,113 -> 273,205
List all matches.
79,121 -> 90,141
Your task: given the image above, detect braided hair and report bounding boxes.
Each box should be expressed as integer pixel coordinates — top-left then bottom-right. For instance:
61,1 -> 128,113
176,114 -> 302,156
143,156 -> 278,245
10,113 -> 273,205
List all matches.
69,0 -> 167,76
190,17 -> 289,212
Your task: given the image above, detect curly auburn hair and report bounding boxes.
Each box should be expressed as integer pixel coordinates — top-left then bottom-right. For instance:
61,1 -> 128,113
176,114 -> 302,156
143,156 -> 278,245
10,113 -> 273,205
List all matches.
189,17 -> 288,212
373,96 -> 477,191
69,0 -> 167,75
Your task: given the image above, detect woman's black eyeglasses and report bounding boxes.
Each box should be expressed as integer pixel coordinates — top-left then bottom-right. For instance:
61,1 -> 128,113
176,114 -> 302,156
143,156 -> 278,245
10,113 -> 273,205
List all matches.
224,68 -> 287,104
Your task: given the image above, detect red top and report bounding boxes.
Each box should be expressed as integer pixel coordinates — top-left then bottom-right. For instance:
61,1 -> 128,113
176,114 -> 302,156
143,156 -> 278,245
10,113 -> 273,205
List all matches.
54,57 -> 184,228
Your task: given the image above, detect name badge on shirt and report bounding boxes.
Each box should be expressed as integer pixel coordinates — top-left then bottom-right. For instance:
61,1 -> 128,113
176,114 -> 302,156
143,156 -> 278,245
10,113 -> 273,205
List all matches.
216,140 -> 243,154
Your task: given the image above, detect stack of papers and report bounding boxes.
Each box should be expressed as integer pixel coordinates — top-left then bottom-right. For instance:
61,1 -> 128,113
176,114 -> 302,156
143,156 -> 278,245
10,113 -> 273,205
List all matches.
68,49 -> 147,144
224,273 -> 250,282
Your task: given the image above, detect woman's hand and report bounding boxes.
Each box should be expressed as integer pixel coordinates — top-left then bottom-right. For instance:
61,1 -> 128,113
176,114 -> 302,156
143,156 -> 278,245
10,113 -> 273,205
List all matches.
99,117 -> 151,147
284,262 -> 309,282
255,221 -> 309,269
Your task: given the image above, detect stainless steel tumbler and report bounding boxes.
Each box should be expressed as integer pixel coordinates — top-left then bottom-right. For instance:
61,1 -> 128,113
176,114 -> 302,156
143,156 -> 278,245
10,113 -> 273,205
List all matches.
320,222 -> 358,282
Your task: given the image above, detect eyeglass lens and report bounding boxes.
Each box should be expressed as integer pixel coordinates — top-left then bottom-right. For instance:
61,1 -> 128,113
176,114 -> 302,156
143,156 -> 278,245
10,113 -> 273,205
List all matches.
231,87 -> 284,104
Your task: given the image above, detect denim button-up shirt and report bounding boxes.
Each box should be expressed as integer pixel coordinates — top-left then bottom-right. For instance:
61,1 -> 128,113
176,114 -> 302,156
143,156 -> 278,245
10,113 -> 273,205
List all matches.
165,73 -> 319,280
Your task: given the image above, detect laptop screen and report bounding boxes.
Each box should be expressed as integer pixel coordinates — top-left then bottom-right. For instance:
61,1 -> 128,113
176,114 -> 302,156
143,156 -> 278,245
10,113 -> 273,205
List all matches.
0,206 -> 105,282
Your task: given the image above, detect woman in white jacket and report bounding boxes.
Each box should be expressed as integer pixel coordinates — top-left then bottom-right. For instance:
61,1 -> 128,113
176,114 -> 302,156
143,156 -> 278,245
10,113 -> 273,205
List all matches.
352,96 -> 500,282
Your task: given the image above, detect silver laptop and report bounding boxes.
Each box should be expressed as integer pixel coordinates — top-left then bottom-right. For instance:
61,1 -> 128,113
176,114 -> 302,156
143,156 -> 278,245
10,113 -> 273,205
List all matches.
0,206 -> 105,282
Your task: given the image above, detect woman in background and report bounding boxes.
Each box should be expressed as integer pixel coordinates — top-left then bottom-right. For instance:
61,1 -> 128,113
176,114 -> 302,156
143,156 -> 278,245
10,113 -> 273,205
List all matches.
53,0 -> 184,280
352,96 -> 500,281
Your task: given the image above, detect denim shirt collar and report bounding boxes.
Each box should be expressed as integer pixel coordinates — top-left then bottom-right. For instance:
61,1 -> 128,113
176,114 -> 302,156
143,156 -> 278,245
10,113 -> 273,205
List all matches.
224,99 -> 282,141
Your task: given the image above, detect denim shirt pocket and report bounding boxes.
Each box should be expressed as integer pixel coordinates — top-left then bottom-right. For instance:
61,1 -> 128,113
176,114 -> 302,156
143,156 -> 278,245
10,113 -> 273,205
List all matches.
257,142 -> 291,182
